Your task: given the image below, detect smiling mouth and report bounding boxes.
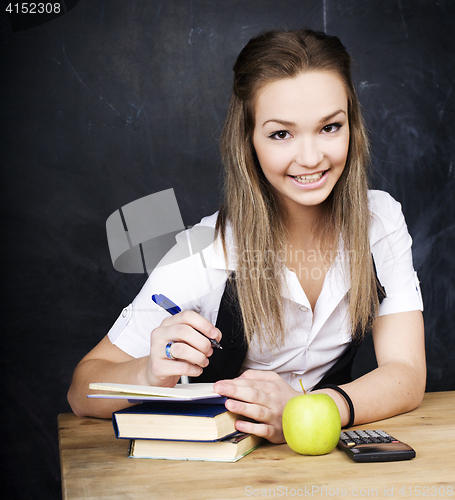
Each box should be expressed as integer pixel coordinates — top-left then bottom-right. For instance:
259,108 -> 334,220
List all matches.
291,171 -> 326,184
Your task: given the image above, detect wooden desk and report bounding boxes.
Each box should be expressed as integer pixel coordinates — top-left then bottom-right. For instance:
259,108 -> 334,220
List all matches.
58,391 -> 454,499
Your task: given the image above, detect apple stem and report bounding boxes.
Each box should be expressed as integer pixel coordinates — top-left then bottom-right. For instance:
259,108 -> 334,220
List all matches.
299,379 -> 306,394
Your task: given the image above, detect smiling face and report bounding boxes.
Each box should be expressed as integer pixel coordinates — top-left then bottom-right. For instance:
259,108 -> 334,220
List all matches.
252,71 -> 350,219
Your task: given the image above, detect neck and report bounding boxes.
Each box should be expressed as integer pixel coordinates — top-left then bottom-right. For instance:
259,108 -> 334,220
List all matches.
281,200 -> 326,244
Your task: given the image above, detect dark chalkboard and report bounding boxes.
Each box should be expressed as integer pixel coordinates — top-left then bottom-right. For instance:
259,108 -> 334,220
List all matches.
1,1 -> 454,497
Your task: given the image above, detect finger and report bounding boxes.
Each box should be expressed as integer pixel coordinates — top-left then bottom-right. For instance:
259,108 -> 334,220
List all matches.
165,341 -> 210,368
152,357 -> 205,379
238,369 -> 281,382
225,398 -> 269,421
153,322 -> 214,356
161,310 -> 222,344
215,377 -> 262,389
225,400 -> 284,444
234,420 -> 283,443
215,377 -> 271,393
215,380 -> 268,407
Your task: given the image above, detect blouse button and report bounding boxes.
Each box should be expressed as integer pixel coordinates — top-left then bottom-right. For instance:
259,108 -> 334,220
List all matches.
299,305 -> 309,312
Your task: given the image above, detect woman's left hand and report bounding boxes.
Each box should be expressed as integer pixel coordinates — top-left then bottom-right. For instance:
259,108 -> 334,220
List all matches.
213,370 -> 301,443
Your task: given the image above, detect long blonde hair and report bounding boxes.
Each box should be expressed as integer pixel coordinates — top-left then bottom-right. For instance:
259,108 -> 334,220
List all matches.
216,29 -> 378,347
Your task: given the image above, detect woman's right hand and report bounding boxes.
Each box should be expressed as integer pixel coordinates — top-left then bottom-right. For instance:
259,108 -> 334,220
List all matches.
144,310 -> 222,387
67,310 -> 221,418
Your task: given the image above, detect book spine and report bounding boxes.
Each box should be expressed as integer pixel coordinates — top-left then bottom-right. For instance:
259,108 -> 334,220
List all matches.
112,413 -> 121,438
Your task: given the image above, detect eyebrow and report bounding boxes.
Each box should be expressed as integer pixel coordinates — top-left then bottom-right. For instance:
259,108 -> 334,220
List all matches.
319,109 -> 346,123
262,109 -> 346,128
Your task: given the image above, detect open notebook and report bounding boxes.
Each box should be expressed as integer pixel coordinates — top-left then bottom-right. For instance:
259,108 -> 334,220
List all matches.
88,382 -> 226,403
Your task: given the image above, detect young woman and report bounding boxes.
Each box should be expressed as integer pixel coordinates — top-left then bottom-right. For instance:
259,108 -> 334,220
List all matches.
67,29 -> 425,444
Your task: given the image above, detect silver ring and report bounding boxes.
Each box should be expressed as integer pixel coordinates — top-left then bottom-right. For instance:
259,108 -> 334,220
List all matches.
165,342 -> 176,360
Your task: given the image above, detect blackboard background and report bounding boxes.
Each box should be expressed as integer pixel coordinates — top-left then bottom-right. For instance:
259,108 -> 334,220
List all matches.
1,0 -> 454,498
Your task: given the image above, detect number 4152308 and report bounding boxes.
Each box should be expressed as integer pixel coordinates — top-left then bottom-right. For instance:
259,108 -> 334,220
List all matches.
5,3 -> 62,15
399,486 -> 453,496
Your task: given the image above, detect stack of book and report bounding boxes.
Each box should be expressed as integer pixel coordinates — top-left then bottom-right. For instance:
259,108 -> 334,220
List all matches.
88,382 -> 264,462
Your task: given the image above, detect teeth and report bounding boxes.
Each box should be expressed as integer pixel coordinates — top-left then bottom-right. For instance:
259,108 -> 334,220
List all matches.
292,171 -> 325,183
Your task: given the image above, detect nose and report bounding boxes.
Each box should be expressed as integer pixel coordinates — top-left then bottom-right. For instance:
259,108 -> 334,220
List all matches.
294,137 -> 323,169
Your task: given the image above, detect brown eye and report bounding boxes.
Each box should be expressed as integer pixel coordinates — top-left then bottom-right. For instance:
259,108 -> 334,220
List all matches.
270,130 -> 291,140
322,123 -> 341,133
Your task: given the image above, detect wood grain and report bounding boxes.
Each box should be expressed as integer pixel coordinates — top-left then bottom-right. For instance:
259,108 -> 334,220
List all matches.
58,392 -> 455,499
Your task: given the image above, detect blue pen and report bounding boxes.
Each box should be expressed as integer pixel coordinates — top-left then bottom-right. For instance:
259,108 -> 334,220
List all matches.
152,294 -> 222,349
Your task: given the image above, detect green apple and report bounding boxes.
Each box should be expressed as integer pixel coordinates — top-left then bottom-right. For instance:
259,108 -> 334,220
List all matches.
282,393 -> 341,455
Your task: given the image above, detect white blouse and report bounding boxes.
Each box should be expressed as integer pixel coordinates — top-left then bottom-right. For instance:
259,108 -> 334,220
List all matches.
107,190 -> 423,391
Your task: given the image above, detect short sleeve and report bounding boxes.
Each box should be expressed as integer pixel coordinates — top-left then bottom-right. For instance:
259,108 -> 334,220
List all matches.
107,214 -> 229,358
369,191 -> 423,316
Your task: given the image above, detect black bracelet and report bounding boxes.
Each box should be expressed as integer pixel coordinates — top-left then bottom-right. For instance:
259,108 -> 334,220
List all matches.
320,384 -> 355,428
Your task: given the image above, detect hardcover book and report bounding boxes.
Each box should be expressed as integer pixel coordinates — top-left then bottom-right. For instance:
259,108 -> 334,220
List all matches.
113,401 -> 239,442
128,431 -> 264,462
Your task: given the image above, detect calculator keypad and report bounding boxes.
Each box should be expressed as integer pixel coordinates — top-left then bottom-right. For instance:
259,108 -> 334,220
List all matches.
340,430 -> 399,447
338,429 -> 415,462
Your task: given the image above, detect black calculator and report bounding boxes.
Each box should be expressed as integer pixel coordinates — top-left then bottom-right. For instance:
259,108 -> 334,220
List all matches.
338,430 -> 416,463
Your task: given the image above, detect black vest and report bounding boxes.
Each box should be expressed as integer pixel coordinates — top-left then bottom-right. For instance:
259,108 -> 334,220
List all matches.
195,262 -> 386,388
